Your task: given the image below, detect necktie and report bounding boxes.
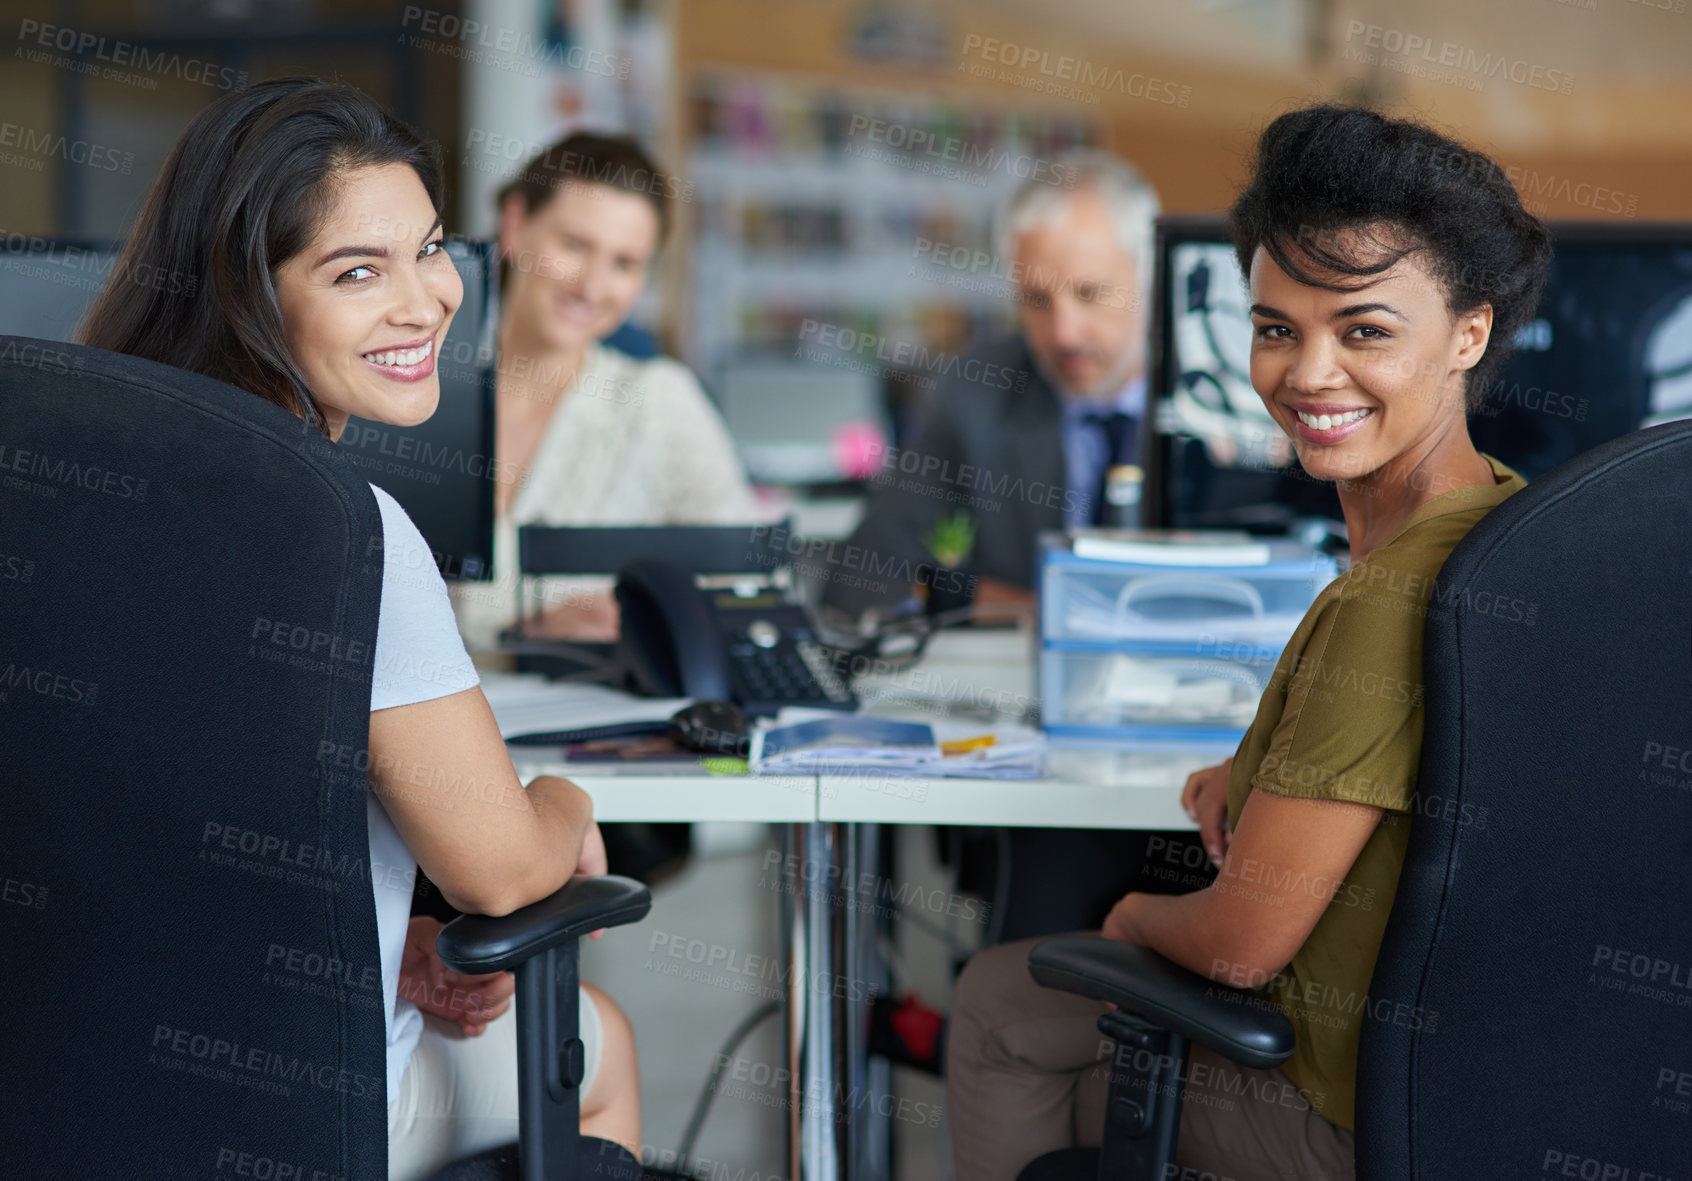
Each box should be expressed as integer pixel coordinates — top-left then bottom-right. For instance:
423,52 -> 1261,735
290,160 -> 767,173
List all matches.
1084,411 -> 1137,526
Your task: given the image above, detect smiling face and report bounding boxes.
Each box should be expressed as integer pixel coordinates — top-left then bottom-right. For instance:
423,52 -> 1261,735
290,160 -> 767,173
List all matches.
499,180 -> 659,356
1247,229 -> 1492,485
1012,186 -> 1145,402
273,162 -> 462,441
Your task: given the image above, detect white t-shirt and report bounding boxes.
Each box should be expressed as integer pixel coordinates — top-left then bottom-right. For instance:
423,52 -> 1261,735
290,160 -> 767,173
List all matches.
366,484 -> 481,1097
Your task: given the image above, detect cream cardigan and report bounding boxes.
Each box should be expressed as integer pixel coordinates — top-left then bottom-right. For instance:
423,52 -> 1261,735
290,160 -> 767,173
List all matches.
449,344 -> 761,652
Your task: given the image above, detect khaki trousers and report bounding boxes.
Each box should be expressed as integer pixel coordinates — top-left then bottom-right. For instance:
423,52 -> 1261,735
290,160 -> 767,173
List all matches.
947,937 -> 1354,1181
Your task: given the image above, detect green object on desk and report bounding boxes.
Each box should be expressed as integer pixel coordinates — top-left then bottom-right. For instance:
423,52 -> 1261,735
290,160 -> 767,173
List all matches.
702,757 -> 749,775
924,509 -> 975,568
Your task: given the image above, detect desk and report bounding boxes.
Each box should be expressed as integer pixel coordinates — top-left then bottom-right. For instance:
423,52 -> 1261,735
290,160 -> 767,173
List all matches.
507,627 -> 1215,1181
497,760 -> 816,824
812,628 -> 1212,1180
817,770 -> 1194,828
832,626 -> 1218,830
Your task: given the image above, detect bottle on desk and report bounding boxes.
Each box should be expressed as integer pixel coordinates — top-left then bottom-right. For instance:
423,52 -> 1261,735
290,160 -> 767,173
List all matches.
1096,464 -> 1144,529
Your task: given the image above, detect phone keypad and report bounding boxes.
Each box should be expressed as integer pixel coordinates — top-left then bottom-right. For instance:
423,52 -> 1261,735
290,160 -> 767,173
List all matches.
796,639 -> 853,704
729,631 -> 854,712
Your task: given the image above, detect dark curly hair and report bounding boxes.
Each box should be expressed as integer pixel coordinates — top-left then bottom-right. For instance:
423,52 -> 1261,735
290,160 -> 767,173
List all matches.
1228,104 -> 1551,410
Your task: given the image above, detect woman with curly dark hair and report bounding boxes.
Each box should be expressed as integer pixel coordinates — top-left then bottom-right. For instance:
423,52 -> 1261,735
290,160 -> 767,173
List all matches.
946,104 -> 1551,1180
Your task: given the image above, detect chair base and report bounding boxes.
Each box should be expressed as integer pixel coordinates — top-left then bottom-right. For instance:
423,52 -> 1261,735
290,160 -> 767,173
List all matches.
1017,1146 -> 1100,1181
424,1135 -> 642,1180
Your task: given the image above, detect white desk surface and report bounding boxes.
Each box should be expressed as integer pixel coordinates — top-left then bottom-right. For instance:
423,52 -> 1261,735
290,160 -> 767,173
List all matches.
816,772 -> 1195,829
509,627 -> 1221,830
833,626 -> 1213,827
505,751 -> 816,823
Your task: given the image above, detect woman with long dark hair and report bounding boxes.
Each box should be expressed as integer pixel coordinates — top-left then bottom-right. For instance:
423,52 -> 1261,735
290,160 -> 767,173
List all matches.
82,78 -> 642,1178
945,104 -> 1551,1180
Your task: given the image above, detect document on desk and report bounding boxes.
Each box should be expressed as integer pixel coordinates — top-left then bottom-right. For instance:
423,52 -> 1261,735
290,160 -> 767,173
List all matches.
1067,528 -> 1272,566
479,671 -> 688,744
751,709 -> 1043,778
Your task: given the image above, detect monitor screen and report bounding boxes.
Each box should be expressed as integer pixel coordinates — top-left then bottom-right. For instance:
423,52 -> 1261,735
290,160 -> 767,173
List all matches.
717,358 -> 889,484
0,233 -> 498,580
1145,218 -> 1692,533
0,237 -> 116,341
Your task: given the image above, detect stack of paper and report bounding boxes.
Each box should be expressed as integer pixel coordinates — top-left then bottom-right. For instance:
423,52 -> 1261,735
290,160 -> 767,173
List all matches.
751,710 -> 1043,779
478,671 -> 689,743
1067,528 -> 1272,566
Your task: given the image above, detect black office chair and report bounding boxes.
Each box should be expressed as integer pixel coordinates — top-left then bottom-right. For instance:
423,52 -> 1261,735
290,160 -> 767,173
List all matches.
1016,420 -> 1692,1178
0,336 -> 647,1181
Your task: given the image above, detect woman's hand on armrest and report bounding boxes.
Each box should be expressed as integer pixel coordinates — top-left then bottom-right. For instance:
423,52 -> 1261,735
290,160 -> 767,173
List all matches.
575,818 -> 608,878
367,686 -> 594,916
1104,789 -> 1383,986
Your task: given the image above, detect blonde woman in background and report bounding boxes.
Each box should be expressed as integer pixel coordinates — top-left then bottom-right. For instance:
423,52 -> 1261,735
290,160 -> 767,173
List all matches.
452,132 -> 759,651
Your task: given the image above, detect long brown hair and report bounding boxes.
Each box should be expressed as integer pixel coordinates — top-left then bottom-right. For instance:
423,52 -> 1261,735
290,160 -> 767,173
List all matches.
80,78 -> 444,434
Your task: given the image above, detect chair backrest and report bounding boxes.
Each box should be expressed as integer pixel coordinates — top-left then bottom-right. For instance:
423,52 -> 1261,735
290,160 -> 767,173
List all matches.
0,337 -> 389,1177
1360,422 -> 1692,1176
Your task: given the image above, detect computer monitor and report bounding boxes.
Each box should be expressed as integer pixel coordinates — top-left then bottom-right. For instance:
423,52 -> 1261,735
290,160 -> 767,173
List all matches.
0,237 -> 116,340
717,358 -> 889,484
1143,217 -> 1692,532
0,233 -> 498,580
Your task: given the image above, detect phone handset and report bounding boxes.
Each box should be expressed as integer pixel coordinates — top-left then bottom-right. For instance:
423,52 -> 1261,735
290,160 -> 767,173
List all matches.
613,557 -> 735,701
613,556 -> 856,715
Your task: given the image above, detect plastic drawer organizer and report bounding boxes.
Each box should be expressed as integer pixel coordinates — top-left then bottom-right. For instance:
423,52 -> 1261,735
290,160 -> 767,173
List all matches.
1038,536 -> 1337,746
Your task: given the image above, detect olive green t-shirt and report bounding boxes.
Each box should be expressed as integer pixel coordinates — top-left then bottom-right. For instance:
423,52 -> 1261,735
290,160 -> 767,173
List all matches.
1223,454 -> 1526,1134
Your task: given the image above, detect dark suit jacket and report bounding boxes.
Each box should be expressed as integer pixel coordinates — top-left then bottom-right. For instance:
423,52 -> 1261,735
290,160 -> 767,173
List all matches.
820,334 -> 1077,615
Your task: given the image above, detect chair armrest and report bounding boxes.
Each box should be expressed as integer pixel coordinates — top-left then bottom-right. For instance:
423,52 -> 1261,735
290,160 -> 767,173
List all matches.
1028,936 -> 1294,1070
436,875 -> 652,975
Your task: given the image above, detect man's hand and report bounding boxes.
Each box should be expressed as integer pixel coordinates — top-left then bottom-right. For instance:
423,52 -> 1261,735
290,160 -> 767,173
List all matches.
399,915 -> 515,1037
970,576 -> 1033,614
1180,758 -> 1234,868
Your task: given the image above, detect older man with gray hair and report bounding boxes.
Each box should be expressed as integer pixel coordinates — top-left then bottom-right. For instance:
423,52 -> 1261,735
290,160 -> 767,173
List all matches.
822,148 -> 1161,618
817,150 -> 1206,964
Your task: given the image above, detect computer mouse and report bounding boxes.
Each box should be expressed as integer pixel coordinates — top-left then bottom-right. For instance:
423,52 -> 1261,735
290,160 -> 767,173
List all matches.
668,700 -> 750,756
